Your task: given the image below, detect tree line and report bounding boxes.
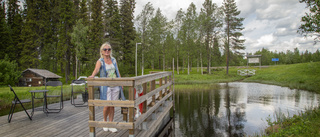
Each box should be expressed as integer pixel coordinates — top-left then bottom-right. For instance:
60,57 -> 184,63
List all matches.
252,48 -> 320,65
0,0 -> 246,84
1,0 -> 136,84
0,0 -> 319,85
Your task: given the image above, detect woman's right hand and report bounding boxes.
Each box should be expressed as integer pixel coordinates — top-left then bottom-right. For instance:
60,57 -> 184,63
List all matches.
88,75 -> 94,78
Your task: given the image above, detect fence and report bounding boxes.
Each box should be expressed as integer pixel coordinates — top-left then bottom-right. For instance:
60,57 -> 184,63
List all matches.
87,71 -> 174,137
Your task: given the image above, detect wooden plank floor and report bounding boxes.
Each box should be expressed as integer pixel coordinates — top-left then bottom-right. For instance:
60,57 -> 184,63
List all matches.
0,98 -> 141,137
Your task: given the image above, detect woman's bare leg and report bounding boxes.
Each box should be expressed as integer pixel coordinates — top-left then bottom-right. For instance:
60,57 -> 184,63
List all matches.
103,106 -> 108,121
109,107 -> 115,121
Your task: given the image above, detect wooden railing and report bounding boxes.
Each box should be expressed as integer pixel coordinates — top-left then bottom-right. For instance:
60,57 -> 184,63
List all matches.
87,71 -> 174,137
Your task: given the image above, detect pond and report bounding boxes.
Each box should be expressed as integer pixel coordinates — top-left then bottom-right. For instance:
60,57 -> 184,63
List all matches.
174,82 -> 320,136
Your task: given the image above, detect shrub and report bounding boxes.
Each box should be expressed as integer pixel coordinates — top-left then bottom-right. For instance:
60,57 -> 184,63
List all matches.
0,55 -> 21,86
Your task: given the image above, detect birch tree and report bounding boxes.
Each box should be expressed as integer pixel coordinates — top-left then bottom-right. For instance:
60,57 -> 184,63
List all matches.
71,19 -> 89,79
136,2 -> 154,75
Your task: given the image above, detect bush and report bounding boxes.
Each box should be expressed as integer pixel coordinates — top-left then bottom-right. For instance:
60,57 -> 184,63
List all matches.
0,55 -> 21,86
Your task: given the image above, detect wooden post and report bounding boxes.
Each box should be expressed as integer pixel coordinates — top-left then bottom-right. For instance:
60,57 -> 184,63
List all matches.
122,108 -> 128,121
88,86 -> 95,137
164,76 -> 168,96
159,78 -> 163,100
169,75 -> 171,94
151,80 -> 156,106
142,83 -> 147,113
129,86 -> 135,136
142,83 -> 148,130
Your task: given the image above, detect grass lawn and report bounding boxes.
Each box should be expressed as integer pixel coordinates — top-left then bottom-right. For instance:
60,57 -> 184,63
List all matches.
0,85 -> 85,116
244,62 -> 320,94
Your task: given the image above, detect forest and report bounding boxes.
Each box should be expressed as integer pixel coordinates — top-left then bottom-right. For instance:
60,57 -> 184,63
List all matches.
1,0 -> 320,85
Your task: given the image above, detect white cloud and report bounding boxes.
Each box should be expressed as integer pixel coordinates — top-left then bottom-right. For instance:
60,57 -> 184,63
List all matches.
258,34 -> 276,44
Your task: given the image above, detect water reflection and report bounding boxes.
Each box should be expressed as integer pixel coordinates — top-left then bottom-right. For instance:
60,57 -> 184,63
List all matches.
175,82 -> 320,136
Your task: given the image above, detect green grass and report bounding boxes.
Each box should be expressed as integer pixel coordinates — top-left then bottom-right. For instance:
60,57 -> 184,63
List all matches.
264,106 -> 320,137
144,66 -> 245,84
244,62 -> 320,93
174,83 -> 221,92
0,85 -> 85,116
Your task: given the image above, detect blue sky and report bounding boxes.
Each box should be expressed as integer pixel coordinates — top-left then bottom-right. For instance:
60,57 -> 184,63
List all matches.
134,0 -> 320,54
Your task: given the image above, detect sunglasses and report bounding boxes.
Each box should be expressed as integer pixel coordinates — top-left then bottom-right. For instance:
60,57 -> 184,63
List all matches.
103,48 -> 112,51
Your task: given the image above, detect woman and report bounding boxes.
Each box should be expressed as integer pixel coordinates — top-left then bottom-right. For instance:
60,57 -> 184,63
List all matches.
88,42 -> 125,133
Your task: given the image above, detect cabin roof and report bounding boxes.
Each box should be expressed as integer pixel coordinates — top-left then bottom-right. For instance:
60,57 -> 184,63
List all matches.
22,68 -> 62,79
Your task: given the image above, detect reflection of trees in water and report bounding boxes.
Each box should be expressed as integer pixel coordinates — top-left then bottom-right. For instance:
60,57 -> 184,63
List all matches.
225,83 -> 246,137
175,84 -> 247,137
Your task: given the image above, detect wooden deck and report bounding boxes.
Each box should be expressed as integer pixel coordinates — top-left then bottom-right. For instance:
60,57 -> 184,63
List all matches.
1,72 -> 175,137
0,98 -> 140,137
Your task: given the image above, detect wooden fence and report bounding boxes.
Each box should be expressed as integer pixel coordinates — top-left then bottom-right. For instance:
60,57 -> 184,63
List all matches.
87,71 -> 174,137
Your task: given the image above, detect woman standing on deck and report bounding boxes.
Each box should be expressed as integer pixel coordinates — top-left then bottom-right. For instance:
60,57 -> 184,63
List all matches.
88,42 -> 125,133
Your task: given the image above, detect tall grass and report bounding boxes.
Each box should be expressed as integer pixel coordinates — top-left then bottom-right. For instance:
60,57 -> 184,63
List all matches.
264,106 -> 320,137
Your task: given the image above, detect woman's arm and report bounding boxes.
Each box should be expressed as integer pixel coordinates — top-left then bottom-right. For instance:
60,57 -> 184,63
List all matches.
88,60 -> 101,78
116,60 -> 121,78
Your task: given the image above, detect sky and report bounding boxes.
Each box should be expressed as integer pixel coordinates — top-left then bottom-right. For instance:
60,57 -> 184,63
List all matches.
134,0 -> 320,54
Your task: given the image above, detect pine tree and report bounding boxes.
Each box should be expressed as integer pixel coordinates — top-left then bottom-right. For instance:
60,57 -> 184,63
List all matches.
74,0 -> 80,19
149,8 -> 167,70
36,0 -> 53,71
176,9 -> 187,73
120,0 -> 136,74
212,37 -> 222,65
6,0 -> 23,62
223,0 -> 245,74
79,0 -> 89,26
183,3 -> 197,75
0,1 -> 13,60
78,0 -> 89,74
19,0 -> 39,69
49,0 -> 61,73
58,0 -> 75,83
89,0 -> 103,63
201,0 -> 223,74
312,49 -> 320,62
174,8 -> 185,74
104,0 -> 122,56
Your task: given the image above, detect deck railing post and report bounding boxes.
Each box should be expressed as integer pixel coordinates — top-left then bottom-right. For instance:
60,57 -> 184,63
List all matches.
151,80 -> 156,106
169,75 -> 171,95
142,83 -> 147,113
88,86 -> 95,137
159,78 -> 163,100
142,83 -> 148,130
169,75 -> 173,102
129,86 -> 135,137
164,76 -> 168,96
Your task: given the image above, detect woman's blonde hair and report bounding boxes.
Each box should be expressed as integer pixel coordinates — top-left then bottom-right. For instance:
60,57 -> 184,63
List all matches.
100,42 -> 112,58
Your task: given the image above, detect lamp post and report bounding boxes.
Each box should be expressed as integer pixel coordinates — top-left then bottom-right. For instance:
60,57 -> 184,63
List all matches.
136,43 -> 141,76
